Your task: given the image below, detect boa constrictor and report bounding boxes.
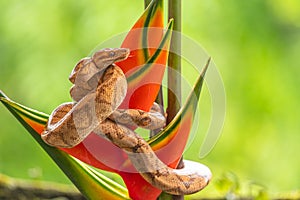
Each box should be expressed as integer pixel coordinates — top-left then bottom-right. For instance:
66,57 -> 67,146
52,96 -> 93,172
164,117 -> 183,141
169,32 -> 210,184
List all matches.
41,48 -> 211,195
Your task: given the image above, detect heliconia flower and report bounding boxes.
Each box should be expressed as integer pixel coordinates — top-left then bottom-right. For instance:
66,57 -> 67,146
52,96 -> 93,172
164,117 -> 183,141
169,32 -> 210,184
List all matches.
0,0 -> 210,199
0,59 -> 209,199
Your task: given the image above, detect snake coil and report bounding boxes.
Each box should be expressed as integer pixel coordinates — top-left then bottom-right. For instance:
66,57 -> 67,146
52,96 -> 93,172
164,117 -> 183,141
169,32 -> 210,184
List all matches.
42,48 -> 211,195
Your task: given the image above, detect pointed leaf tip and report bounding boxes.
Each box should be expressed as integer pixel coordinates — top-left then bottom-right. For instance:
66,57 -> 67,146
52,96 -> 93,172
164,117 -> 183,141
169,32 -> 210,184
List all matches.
200,57 -> 211,78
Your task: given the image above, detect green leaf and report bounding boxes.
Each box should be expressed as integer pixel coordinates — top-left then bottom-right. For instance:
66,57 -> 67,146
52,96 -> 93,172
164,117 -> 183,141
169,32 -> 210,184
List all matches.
0,91 -> 130,200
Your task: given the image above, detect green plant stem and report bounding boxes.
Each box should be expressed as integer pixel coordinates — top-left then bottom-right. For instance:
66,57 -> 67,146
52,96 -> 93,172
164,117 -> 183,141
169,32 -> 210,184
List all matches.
167,0 -> 181,124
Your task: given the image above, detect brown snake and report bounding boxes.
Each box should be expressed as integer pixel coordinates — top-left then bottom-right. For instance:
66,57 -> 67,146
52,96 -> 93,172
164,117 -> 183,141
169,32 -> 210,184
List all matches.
42,48 -> 211,195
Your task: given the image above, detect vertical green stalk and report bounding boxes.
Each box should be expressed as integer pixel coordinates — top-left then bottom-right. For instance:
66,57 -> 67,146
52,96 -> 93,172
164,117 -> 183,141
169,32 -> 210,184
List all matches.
167,0 -> 181,124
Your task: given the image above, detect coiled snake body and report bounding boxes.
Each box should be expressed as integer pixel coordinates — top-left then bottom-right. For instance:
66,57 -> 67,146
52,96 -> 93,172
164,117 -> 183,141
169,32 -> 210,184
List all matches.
42,48 -> 211,195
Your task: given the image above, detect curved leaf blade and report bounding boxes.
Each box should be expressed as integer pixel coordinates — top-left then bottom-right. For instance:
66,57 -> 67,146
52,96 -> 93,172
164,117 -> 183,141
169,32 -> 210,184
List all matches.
0,91 -> 130,200
120,20 -> 173,111
117,0 -> 164,73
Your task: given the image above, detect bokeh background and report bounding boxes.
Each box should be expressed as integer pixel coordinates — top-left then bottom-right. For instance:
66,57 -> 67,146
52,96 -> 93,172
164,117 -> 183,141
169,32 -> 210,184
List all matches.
1,0 -> 300,198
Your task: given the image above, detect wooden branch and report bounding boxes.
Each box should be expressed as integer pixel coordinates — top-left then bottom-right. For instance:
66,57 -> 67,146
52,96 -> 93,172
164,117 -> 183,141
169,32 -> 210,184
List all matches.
0,174 -> 85,200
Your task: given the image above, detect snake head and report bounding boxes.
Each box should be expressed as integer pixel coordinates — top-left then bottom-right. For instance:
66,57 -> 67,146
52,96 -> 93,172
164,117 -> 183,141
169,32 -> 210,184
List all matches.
69,48 -> 130,85
92,48 -> 130,68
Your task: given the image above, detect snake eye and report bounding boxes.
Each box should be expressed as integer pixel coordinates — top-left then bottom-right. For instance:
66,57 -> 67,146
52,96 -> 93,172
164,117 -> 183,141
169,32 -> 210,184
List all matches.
109,52 -> 115,57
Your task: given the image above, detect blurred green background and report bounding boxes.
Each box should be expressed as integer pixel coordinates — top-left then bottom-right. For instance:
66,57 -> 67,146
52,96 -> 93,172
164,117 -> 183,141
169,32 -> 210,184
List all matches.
1,0 -> 300,198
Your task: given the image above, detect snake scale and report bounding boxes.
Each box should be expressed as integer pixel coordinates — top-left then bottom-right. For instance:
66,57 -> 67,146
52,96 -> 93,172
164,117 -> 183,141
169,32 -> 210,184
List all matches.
42,48 -> 211,195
